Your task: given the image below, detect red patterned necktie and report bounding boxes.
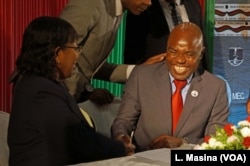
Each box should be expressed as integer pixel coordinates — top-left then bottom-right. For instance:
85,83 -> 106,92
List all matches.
172,79 -> 187,134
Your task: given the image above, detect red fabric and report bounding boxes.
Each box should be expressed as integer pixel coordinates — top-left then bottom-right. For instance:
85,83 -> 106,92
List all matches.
198,0 -> 205,16
172,80 -> 187,134
0,0 -> 69,113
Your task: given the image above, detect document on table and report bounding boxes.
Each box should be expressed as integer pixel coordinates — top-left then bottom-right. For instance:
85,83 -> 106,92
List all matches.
134,144 -> 194,163
134,148 -> 171,163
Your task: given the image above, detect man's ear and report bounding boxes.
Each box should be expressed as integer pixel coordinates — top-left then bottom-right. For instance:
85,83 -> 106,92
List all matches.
199,46 -> 206,60
202,46 -> 206,53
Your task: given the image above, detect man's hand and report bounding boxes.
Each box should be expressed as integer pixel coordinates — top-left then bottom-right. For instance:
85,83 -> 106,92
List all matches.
88,88 -> 114,105
148,134 -> 183,149
115,134 -> 135,156
143,53 -> 166,65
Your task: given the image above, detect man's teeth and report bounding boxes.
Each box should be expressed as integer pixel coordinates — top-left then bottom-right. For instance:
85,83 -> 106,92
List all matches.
175,66 -> 186,73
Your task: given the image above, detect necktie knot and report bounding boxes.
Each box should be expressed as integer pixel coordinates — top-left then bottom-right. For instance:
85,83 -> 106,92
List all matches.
173,80 -> 187,91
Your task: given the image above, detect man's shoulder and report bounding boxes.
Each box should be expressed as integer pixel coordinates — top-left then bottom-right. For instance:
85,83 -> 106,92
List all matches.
132,62 -> 167,78
202,71 -> 227,85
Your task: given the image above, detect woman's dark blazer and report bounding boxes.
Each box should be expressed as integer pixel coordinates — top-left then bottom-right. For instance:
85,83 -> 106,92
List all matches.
8,74 -> 125,166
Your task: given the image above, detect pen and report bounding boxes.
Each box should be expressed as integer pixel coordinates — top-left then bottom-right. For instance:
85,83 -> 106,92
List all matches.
130,131 -> 134,143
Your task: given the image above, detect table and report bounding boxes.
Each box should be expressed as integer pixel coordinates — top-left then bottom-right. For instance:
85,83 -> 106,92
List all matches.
72,144 -> 193,166
72,149 -> 170,166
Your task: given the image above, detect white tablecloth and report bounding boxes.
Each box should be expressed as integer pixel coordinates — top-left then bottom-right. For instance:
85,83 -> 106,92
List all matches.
73,155 -> 168,166
72,144 -> 193,166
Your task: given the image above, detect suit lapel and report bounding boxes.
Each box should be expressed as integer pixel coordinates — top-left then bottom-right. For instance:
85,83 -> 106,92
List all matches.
157,63 -> 173,134
65,91 -> 91,126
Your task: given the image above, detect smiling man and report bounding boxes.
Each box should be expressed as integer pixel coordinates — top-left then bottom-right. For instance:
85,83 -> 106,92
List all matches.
112,22 -> 229,152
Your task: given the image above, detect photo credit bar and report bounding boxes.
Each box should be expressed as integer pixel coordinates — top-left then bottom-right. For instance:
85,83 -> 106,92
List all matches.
171,150 -> 250,166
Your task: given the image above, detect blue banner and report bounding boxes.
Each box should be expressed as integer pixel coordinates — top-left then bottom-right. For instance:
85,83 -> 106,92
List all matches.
213,0 -> 250,124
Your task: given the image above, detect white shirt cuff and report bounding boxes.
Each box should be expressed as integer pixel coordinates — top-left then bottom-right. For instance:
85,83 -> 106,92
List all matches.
126,65 -> 135,79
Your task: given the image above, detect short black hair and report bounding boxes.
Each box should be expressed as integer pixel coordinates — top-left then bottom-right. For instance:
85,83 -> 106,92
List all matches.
16,16 -> 78,80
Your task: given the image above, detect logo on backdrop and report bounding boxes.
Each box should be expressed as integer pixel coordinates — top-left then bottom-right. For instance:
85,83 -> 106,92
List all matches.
228,47 -> 243,66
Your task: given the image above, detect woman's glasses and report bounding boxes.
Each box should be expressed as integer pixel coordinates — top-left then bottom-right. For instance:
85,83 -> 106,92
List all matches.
62,45 -> 83,53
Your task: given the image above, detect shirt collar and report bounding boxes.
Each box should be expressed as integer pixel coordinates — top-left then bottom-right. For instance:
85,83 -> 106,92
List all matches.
116,0 -> 123,16
169,73 -> 193,84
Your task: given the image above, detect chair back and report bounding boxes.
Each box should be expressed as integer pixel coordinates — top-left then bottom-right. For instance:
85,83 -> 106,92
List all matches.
0,111 -> 10,166
78,98 -> 121,138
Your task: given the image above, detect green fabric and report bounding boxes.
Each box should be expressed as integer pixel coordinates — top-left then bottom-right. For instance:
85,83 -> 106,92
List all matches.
91,13 -> 127,97
204,0 -> 215,71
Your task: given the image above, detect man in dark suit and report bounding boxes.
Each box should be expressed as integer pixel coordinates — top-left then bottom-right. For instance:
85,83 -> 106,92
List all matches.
124,0 -> 208,70
112,22 -> 229,152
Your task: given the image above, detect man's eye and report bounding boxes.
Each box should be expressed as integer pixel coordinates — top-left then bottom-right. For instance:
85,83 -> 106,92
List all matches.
186,53 -> 194,57
168,50 -> 176,54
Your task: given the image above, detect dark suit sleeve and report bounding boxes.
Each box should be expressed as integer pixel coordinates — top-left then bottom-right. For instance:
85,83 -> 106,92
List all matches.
44,88 -> 126,163
69,124 -> 126,163
111,66 -> 141,137
93,61 -> 128,83
93,61 -> 117,81
37,85 -> 126,163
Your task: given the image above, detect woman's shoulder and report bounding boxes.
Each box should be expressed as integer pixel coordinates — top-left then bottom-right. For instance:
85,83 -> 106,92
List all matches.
16,74 -> 65,96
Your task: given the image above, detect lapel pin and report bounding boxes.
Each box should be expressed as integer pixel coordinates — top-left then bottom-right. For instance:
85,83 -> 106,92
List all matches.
191,90 -> 198,97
